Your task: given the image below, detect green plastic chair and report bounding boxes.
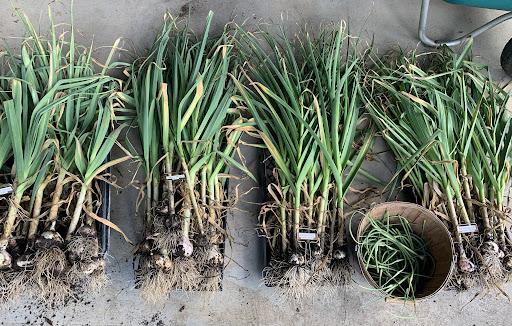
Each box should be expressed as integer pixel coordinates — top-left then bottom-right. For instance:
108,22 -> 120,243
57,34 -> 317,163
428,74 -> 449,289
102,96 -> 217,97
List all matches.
419,0 -> 512,75
445,0 -> 512,11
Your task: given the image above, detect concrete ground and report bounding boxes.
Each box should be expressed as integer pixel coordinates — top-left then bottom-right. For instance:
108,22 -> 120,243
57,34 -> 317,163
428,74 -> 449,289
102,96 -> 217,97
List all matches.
1,0 -> 512,325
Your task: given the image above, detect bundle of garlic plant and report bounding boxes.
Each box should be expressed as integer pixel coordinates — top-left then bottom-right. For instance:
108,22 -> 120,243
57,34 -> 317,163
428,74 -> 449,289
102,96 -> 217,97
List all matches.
364,41 -> 512,290
0,9 -> 125,303
120,12 -> 247,300
233,23 -> 373,298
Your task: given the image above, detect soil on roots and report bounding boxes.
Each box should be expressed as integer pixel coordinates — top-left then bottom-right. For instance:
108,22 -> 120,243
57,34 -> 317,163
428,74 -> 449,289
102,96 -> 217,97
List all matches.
67,260 -> 108,293
0,270 -> 31,303
329,259 -> 352,286
262,256 -> 341,301
135,209 -> 226,300
152,215 -> 181,253
448,237 -> 510,291
138,267 -> 174,303
172,257 -> 201,290
66,234 -> 107,292
136,256 -> 203,302
32,247 -> 72,304
67,235 -> 100,262
480,253 -> 506,287
136,253 -> 209,293
0,233 -> 106,305
448,270 -> 480,291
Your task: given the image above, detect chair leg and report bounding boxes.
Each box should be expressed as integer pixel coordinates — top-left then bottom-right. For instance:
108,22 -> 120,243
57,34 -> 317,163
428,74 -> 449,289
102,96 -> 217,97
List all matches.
500,38 -> 512,76
419,0 -> 439,47
419,0 -> 512,47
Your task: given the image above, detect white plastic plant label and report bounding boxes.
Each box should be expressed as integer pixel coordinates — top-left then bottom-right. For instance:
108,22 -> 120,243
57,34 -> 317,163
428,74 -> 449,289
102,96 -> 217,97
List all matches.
458,223 -> 478,234
166,174 -> 185,181
297,232 -> 318,241
0,186 -> 13,196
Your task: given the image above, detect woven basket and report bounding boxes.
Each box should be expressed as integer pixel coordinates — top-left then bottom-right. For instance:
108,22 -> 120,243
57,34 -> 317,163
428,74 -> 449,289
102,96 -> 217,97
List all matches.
356,202 -> 455,301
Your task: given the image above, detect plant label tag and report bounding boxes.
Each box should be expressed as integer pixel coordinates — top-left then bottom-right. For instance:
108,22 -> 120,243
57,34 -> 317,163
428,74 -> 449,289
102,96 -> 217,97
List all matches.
297,232 -> 318,242
166,174 -> 185,181
458,223 -> 478,234
0,186 -> 13,196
